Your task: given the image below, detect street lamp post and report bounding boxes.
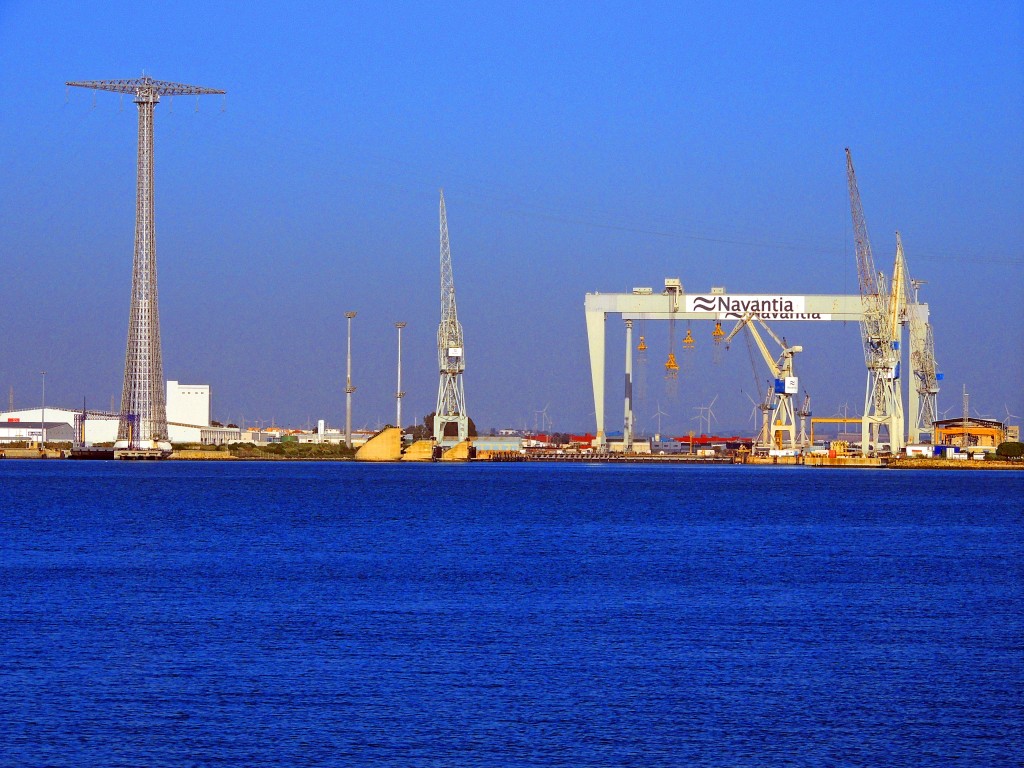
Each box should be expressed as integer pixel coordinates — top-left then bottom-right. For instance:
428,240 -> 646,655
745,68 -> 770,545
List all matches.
345,312 -> 356,449
395,322 -> 406,433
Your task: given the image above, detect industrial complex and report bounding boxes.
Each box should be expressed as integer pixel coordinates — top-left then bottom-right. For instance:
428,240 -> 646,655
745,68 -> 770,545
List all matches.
2,76 -> 1019,465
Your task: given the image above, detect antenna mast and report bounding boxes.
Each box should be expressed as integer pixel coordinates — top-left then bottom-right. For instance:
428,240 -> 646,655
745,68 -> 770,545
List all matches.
434,190 -> 469,445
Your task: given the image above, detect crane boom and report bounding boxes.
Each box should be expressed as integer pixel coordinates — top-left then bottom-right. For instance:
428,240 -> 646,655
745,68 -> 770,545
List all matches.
890,232 -> 911,343
724,314 -> 781,378
67,76 -> 224,97
846,148 -> 883,321
723,311 -> 801,379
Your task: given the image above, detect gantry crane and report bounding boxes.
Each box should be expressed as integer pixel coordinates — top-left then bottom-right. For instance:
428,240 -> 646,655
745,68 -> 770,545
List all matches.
724,311 -> 803,450
846,148 -> 904,455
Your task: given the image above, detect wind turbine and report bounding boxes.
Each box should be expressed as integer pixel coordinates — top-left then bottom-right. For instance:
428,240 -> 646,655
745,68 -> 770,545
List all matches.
690,409 -> 703,436
1003,404 -> 1020,424
653,402 -> 668,438
693,395 -> 718,435
533,403 -> 551,435
742,390 -> 759,425
706,395 -> 719,435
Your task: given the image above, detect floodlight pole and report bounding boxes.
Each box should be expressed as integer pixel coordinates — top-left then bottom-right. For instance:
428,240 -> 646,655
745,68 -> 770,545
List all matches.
345,311 -> 356,448
40,371 -> 46,446
395,322 -> 406,431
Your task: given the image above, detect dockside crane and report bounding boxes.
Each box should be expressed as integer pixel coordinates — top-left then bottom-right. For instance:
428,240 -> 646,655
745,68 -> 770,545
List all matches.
750,385 -> 773,450
797,392 -> 812,447
893,235 -> 941,443
912,319 -> 941,441
434,190 -> 469,445
724,311 -> 803,451
845,148 -> 904,455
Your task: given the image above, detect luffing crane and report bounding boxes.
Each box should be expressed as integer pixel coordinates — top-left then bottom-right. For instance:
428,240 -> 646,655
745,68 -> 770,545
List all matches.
797,392 -> 812,447
434,190 -> 469,445
744,384 -> 774,451
892,235 -> 942,443
724,311 -> 803,450
846,148 -> 904,455
912,318 -> 941,441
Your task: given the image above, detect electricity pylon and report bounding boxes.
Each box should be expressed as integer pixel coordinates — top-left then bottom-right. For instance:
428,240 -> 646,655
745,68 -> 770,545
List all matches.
434,190 -> 469,445
66,76 -> 224,450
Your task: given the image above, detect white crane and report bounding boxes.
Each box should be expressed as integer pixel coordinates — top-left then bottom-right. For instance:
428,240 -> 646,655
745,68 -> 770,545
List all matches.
724,312 -> 803,451
743,388 -> 773,449
434,190 -> 469,445
846,149 -> 904,455
895,238 -> 941,444
797,392 -> 812,447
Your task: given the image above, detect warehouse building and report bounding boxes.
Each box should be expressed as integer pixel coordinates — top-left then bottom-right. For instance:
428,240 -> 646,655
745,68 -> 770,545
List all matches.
933,417 -> 1014,450
0,380 -> 213,445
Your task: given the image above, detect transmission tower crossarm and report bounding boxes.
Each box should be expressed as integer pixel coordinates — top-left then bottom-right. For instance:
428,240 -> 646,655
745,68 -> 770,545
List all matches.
66,77 -> 225,96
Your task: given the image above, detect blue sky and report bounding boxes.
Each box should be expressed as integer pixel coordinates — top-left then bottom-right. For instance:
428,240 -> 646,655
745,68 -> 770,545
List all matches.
1,1 -> 1021,435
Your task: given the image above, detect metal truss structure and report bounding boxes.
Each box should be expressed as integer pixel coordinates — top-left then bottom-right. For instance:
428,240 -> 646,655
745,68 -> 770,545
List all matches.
723,312 -> 803,451
434,190 -> 469,445
66,77 -> 224,449
845,148 -> 905,454
585,287 -> 867,449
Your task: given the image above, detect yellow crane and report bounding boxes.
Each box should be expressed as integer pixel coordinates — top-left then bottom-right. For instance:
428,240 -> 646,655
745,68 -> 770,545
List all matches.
724,311 -> 803,450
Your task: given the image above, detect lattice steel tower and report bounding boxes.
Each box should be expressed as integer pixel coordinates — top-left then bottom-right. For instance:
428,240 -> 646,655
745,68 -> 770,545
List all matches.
66,76 -> 224,448
434,190 -> 469,444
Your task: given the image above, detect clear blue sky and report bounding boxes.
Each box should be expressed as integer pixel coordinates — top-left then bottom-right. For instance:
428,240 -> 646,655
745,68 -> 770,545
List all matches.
1,1 -> 1021,435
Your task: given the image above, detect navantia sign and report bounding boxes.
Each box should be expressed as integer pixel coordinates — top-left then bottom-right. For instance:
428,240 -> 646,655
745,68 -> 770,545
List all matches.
685,294 -> 831,320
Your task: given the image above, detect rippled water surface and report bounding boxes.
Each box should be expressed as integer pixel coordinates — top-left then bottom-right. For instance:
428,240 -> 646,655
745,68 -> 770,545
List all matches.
1,461 -> 1021,766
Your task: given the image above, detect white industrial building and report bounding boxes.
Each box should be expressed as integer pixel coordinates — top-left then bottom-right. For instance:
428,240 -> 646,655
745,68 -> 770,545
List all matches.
166,381 -> 210,428
0,380 -> 212,445
0,419 -> 74,443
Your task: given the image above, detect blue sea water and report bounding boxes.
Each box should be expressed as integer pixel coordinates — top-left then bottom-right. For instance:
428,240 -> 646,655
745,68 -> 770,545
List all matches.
0,461 -> 1021,767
